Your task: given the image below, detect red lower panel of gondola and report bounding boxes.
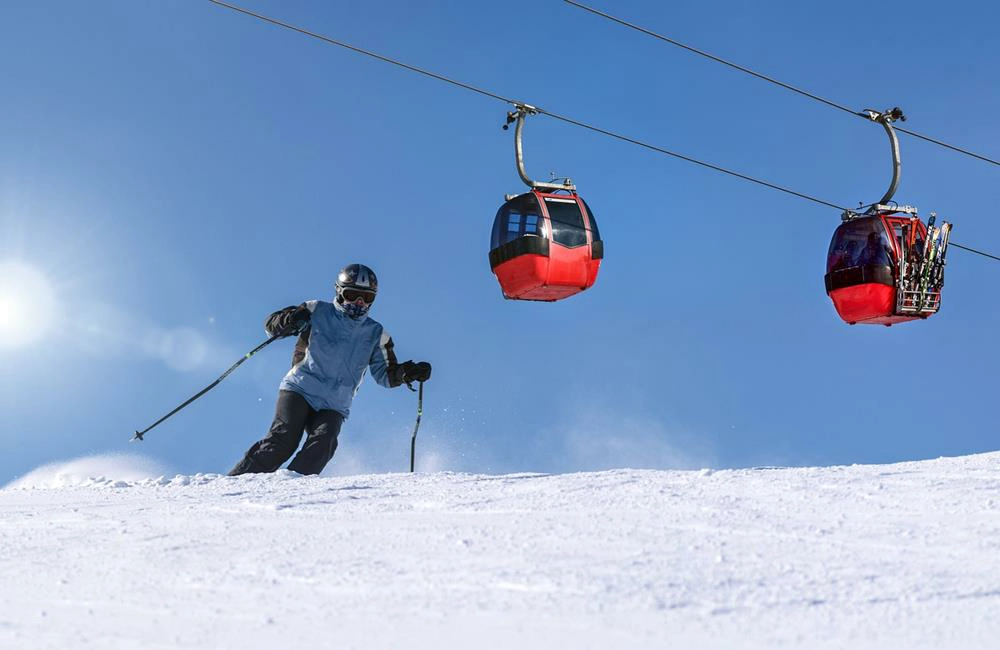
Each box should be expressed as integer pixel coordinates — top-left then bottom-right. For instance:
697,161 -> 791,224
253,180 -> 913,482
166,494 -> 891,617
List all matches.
493,246 -> 600,301
828,283 -> 927,326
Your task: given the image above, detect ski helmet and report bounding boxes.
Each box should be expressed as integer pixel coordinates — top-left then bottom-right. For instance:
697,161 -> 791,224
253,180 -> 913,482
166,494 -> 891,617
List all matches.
335,263 -> 378,318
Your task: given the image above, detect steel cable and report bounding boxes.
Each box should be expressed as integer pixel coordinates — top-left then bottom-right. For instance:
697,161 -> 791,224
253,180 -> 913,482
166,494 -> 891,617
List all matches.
563,0 -> 1000,167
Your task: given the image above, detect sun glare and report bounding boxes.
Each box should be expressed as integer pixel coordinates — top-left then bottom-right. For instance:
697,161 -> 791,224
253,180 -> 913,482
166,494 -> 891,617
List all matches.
0,261 -> 58,349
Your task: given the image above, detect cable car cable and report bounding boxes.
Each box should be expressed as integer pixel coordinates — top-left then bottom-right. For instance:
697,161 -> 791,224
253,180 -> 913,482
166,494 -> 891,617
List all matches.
536,110 -> 849,210
949,242 -> 1000,263
206,0 -> 999,263
563,0 -> 1000,168
205,0 -> 517,105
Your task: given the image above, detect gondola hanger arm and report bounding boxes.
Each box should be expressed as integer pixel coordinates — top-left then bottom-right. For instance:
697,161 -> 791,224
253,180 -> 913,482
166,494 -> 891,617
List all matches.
504,104 -> 575,192
863,107 -> 905,210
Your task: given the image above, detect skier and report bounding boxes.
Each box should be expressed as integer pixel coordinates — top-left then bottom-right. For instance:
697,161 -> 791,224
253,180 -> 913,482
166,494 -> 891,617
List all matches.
228,263 -> 431,476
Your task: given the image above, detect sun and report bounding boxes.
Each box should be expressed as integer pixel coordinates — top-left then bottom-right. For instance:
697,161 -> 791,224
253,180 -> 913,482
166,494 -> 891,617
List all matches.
0,261 -> 58,349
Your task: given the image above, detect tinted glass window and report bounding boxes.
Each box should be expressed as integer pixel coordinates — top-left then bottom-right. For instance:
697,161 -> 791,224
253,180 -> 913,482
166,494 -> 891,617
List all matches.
545,197 -> 587,248
491,193 -> 543,250
827,217 -> 893,273
581,199 -> 601,242
491,206 -> 505,250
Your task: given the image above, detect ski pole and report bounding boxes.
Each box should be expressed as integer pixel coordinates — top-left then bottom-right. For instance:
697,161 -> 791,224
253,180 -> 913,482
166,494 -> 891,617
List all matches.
409,381 -> 424,472
131,333 -> 281,441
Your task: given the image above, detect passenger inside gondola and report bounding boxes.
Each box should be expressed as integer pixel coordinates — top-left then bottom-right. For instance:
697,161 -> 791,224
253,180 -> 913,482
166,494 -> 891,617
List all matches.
826,216 -> 897,274
857,231 -> 892,267
829,240 -> 859,271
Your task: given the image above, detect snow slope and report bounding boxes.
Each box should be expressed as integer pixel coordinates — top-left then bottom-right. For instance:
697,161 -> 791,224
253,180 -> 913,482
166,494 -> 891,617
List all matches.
2,453 -> 999,649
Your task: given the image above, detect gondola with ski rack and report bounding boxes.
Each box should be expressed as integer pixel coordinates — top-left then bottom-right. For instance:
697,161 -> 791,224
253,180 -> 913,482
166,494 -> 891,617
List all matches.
824,108 -> 952,326
489,104 -> 603,301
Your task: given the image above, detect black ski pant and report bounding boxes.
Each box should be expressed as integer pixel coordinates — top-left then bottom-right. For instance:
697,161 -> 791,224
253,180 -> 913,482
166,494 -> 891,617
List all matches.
228,390 -> 343,476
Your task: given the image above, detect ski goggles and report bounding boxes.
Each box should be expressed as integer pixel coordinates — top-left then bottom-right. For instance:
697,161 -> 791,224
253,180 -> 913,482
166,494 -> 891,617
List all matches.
342,288 -> 376,304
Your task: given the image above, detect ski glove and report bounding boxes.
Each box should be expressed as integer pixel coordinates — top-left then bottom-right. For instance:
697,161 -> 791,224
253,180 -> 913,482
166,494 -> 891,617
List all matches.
400,360 -> 432,384
268,305 -> 311,337
286,305 -> 311,335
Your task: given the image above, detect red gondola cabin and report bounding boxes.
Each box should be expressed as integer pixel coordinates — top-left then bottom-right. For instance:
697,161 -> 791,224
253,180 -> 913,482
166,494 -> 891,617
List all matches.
824,208 -> 949,326
489,189 -> 603,301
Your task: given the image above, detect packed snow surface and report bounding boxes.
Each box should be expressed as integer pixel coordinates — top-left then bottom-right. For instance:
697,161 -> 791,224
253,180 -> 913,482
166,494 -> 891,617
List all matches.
2,453 -> 1000,649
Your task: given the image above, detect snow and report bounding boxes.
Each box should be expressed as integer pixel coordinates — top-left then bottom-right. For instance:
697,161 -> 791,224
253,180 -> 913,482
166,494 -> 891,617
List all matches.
2,453 -> 999,649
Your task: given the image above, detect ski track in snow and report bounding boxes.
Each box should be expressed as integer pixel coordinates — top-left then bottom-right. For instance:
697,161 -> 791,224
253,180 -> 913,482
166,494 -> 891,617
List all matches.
2,454 -> 1000,648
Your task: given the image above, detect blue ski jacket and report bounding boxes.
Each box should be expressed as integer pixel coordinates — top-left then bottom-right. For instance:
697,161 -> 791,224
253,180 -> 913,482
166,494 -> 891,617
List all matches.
267,300 -> 403,418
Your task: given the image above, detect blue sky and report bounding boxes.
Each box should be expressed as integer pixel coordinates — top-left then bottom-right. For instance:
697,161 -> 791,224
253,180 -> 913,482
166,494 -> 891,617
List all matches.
1,0 -> 998,482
